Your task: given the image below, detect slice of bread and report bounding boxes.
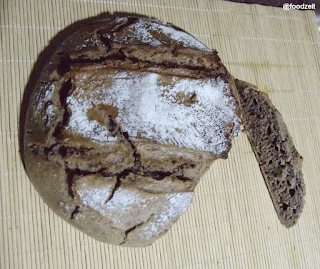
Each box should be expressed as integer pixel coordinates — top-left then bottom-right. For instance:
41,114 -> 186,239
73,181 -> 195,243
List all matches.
235,79 -> 306,228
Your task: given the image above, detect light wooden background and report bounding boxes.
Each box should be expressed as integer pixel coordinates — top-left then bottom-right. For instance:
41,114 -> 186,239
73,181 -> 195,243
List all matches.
1,0 -> 320,268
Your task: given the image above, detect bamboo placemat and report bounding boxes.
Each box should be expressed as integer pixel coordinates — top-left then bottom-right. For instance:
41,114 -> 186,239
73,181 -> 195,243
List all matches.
1,0 -> 320,268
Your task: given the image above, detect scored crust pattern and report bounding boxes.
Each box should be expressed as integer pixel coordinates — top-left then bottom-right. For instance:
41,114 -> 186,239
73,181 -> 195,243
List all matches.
24,16 -> 240,247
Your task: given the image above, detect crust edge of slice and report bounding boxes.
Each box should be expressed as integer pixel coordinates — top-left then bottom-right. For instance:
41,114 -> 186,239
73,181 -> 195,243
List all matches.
235,79 -> 306,228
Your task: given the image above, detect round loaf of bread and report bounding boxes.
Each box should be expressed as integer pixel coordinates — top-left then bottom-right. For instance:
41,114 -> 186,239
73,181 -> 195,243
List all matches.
23,16 -> 240,247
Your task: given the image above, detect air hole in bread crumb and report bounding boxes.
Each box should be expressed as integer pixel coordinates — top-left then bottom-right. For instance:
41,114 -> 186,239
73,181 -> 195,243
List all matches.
289,189 -> 295,196
282,203 -> 288,211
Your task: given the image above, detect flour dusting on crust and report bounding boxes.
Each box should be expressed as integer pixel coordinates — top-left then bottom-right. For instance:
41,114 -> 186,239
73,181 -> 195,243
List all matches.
77,185 -> 114,208
115,17 -> 212,51
66,70 -> 240,155
76,184 -> 193,237
142,192 -> 193,238
66,89 -> 117,142
78,187 -> 151,230
34,83 -> 55,112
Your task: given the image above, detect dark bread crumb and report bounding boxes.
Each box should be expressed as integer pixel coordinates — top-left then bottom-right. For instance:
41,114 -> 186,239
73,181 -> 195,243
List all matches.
235,79 -> 306,228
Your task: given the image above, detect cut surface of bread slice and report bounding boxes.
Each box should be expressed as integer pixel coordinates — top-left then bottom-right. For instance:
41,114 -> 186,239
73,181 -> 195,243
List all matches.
235,79 -> 306,228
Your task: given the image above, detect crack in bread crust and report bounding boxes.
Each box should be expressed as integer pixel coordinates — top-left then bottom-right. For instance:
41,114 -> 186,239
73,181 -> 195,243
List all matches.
28,142 -> 198,186
119,213 -> 155,245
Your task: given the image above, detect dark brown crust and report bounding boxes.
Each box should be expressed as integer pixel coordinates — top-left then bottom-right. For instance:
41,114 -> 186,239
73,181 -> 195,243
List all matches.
235,79 -> 305,228
23,16 -> 240,247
